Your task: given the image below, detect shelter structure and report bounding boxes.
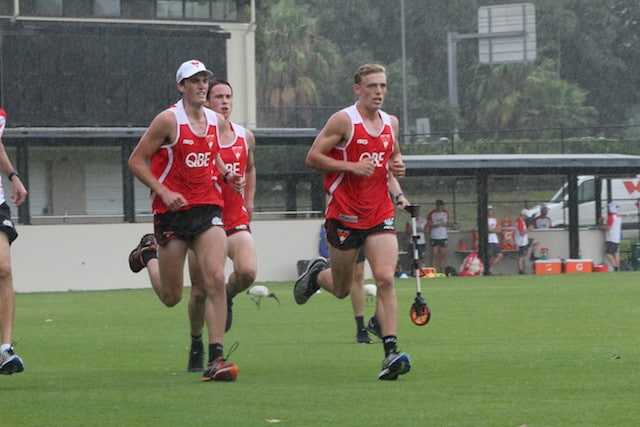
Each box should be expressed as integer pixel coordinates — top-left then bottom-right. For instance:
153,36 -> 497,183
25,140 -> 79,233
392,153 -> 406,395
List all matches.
403,154 -> 640,272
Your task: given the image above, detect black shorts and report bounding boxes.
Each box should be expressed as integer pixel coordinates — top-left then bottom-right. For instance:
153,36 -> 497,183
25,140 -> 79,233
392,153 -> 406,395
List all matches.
430,239 -> 447,248
0,203 -> 18,244
227,224 -> 251,237
488,243 -> 501,257
153,205 -> 223,246
605,241 -> 619,255
325,217 -> 395,251
518,241 -> 533,257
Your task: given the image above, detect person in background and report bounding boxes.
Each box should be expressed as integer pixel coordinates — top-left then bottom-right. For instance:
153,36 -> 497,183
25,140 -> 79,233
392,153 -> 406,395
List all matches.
600,202 -> 622,271
515,209 -> 539,274
533,204 -> 552,229
186,79 -> 257,372
0,107 -> 28,375
486,205 -> 503,275
426,200 -> 450,273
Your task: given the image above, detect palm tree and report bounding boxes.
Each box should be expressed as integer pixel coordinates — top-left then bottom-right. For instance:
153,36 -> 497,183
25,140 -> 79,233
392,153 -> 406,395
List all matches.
257,0 -> 341,127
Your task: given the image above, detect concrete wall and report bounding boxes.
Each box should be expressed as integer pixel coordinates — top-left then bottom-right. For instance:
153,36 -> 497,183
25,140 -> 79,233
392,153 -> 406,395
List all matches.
12,221 -> 608,294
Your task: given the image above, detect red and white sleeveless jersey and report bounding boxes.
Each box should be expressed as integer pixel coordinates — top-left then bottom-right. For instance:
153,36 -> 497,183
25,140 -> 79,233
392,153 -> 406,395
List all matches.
219,122 -> 250,231
149,100 -> 223,214
324,104 -> 395,229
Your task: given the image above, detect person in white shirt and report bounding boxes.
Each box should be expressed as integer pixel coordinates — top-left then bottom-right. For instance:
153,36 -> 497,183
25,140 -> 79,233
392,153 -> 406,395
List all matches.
426,200 -> 450,273
600,202 -> 622,271
487,205 -> 503,275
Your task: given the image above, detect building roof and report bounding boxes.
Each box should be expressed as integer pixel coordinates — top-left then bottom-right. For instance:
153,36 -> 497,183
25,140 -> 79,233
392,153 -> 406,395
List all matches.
404,154 -> 640,177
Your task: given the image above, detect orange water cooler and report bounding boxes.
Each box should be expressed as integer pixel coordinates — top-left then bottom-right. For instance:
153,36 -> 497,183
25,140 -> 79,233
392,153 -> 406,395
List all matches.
499,220 -> 516,250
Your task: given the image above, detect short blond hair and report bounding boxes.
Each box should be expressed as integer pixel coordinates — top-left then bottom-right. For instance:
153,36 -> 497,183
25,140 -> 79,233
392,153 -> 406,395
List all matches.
354,64 -> 386,84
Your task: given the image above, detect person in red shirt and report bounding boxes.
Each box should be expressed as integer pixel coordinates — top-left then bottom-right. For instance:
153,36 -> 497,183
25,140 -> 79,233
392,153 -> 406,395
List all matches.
295,64 -> 412,380
186,79 -> 258,371
127,60 -> 243,382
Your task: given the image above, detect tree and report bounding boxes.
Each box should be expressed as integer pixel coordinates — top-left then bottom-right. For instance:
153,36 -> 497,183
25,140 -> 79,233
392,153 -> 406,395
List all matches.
256,0 -> 341,127
474,60 -> 597,132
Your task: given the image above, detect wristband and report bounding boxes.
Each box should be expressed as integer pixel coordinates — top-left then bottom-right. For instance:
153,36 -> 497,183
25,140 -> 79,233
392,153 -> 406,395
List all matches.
8,171 -> 19,181
395,193 -> 403,204
223,170 -> 232,183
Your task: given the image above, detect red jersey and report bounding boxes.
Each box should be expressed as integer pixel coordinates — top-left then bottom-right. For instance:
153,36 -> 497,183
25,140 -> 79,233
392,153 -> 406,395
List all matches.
324,104 -> 395,229
149,100 -> 223,214
219,122 -> 250,231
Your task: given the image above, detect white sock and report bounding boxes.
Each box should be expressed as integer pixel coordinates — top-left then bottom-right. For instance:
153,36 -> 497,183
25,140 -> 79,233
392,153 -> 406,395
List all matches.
1,343 -> 11,353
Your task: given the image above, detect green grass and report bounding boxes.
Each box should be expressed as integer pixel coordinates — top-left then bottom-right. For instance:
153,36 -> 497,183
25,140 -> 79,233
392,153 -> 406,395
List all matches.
5,273 -> 640,426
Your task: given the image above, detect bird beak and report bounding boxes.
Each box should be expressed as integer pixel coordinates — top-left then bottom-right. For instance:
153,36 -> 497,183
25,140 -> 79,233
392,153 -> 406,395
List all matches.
270,293 -> 281,305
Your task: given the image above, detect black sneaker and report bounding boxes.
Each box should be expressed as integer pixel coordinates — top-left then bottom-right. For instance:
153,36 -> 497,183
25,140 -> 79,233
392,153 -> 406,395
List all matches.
356,329 -> 372,344
187,340 -> 205,372
366,316 -> 382,340
128,233 -> 157,273
225,294 -> 234,332
293,257 -> 328,304
529,253 -> 539,262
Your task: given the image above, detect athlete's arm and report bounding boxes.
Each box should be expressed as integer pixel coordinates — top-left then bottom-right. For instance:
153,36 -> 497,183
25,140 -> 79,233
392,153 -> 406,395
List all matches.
388,115 -> 405,179
306,111 -> 375,177
244,129 -> 256,220
128,111 -> 187,211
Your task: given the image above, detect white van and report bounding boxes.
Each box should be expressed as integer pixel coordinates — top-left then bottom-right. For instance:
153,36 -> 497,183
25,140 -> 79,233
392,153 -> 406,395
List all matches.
529,175 -> 640,228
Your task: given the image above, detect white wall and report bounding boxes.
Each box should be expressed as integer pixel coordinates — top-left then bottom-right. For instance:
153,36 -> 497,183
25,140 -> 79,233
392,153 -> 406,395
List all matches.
12,221 -> 608,294
12,220 -> 323,294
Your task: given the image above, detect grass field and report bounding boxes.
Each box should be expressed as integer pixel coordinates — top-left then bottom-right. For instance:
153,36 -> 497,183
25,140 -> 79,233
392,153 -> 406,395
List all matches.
4,272 -> 640,426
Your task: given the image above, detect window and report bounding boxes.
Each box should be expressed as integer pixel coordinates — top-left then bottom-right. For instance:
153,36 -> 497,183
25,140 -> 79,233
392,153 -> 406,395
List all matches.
94,0 -> 121,16
34,0 -> 63,15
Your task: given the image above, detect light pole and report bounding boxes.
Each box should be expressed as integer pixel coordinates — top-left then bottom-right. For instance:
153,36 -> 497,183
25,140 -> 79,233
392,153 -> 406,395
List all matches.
400,0 -> 409,145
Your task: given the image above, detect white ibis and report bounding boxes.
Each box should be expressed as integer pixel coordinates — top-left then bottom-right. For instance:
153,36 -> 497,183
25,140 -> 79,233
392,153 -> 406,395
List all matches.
364,284 -> 377,304
246,285 -> 280,308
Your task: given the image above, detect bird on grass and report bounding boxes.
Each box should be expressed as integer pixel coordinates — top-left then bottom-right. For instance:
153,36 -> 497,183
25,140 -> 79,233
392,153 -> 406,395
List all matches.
364,284 -> 377,305
246,285 -> 280,308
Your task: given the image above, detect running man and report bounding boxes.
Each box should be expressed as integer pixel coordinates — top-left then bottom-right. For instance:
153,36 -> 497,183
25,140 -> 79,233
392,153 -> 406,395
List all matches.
295,63 -> 412,380
186,79 -> 257,371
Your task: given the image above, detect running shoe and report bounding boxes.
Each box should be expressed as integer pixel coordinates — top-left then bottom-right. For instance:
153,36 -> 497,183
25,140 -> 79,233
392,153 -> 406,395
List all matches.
128,233 -> 157,273
378,352 -> 411,380
293,256 -> 327,305
366,315 -> 382,340
187,340 -> 205,372
356,329 -> 372,344
201,357 -> 238,382
0,343 -> 24,375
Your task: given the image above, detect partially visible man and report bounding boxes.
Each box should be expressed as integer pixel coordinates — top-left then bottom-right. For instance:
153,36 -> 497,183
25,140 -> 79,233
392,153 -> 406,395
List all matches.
0,107 -> 28,375
127,60 -> 243,382
187,79 -> 257,371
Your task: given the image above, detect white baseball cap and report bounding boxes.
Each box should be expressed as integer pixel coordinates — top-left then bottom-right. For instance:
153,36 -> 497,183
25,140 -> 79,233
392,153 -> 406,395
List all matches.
176,60 -> 213,83
521,209 -> 529,216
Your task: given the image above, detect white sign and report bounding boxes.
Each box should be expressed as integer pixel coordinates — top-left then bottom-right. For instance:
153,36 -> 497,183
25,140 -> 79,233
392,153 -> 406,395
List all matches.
478,3 -> 536,64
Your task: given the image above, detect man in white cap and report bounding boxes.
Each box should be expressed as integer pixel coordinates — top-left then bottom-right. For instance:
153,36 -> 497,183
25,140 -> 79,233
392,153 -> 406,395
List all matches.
600,202 -> 622,271
127,60 -> 244,381
515,209 -> 539,274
